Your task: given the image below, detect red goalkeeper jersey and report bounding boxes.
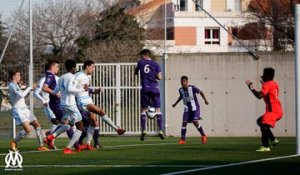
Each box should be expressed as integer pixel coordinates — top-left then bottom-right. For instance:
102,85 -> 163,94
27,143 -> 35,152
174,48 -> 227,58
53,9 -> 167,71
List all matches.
261,80 -> 282,113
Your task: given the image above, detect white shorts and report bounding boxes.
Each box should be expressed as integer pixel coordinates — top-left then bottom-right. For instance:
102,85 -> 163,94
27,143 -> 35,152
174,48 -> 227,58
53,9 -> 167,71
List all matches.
61,105 -> 82,125
77,97 -> 94,111
12,107 -> 37,126
43,106 -> 56,121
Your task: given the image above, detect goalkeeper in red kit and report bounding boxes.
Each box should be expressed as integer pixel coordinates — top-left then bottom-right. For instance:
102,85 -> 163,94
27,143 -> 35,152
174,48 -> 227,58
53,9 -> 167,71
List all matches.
246,67 -> 283,152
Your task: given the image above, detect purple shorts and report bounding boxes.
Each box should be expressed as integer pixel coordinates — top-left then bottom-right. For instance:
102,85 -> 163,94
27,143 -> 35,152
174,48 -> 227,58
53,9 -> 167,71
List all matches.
183,110 -> 201,123
140,88 -> 160,108
49,104 -> 63,121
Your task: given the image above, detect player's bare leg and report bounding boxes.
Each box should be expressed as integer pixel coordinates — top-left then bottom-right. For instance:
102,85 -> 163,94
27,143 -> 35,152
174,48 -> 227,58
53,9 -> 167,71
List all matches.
86,104 -> 125,135
10,121 -> 32,151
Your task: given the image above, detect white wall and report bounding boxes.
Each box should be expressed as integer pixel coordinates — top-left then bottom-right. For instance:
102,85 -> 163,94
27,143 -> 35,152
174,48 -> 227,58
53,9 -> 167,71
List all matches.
164,52 -> 295,137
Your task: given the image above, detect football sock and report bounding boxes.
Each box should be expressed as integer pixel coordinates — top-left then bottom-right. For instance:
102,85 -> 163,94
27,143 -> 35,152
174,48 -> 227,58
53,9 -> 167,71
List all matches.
156,113 -> 163,131
66,130 -> 82,149
15,130 -> 27,143
50,124 -> 60,134
66,127 -> 74,140
35,127 -> 43,146
86,126 -> 95,145
102,115 -> 118,130
52,124 -> 70,137
93,127 -> 100,145
79,128 -> 87,145
197,125 -> 205,136
181,127 -> 187,140
268,128 -> 275,141
261,125 -> 270,147
141,113 -> 147,131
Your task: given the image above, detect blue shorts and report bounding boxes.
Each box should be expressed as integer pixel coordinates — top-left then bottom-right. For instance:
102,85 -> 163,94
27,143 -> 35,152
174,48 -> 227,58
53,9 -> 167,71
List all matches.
140,88 -> 160,108
183,110 -> 201,123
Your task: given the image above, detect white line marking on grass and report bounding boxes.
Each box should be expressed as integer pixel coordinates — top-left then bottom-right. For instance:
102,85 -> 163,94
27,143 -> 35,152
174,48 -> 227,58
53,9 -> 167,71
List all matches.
0,165 -> 215,168
0,142 -> 178,156
161,154 -> 300,175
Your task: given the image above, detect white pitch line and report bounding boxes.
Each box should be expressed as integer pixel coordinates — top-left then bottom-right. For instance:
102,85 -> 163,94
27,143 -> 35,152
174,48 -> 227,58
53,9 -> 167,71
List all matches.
0,164 -> 215,168
0,142 -> 178,156
161,154 -> 300,175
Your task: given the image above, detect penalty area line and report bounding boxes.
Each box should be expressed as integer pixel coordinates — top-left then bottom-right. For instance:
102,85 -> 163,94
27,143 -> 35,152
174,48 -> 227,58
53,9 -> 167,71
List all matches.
161,154 -> 300,175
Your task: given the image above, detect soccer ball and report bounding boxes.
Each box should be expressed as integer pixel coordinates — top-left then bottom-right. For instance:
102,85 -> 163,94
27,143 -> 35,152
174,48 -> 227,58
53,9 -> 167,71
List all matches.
147,107 -> 157,119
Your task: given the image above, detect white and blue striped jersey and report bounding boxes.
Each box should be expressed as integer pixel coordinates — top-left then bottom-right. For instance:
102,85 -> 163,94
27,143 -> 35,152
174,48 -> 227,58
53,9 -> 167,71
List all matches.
8,82 -> 32,109
58,72 -> 84,106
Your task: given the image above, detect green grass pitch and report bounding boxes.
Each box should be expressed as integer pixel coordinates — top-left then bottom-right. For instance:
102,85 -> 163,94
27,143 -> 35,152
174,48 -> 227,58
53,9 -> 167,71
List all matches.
0,137 -> 299,175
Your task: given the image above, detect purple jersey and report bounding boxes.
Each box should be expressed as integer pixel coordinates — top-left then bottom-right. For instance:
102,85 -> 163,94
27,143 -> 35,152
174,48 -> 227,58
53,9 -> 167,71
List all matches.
179,85 -> 200,112
44,71 -> 60,106
136,58 -> 161,90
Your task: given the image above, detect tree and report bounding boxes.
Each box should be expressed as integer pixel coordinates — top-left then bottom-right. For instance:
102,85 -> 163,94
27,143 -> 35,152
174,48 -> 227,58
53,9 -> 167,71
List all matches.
247,0 -> 300,51
77,0 -> 145,62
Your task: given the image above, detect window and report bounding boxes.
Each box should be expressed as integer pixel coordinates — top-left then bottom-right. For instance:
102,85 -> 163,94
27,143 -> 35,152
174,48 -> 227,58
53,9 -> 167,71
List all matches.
179,0 -> 187,11
195,0 -> 203,11
205,28 -> 220,45
167,28 -> 174,40
234,0 -> 241,12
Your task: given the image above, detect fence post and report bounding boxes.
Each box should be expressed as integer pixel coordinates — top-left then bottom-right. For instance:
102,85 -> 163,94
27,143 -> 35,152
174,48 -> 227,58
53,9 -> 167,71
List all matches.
116,64 -> 121,127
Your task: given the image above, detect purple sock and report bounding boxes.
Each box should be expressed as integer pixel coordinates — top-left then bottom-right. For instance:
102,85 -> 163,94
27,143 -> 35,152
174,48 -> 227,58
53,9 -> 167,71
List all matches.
93,129 -> 100,146
66,128 -> 74,139
141,113 -> 147,131
156,113 -> 163,131
198,126 -> 205,136
181,127 -> 186,140
79,128 -> 87,145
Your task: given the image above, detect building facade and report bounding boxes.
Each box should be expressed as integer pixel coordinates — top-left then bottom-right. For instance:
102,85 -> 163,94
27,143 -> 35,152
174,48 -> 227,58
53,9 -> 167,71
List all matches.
128,0 -> 274,55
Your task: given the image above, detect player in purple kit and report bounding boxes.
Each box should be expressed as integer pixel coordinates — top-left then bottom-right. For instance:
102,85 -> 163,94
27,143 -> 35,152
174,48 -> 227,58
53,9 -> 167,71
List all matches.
42,60 -> 74,149
172,76 -> 209,144
135,49 -> 164,141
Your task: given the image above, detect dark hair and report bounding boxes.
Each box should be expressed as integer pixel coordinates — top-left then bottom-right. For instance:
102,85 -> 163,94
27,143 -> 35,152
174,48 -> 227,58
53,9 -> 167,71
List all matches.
65,59 -> 76,72
140,49 -> 151,56
9,69 -> 20,80
181,76 -> 188,80
263,67 -> 275,80
45,60 -> 58,70
83,60 -> 94,69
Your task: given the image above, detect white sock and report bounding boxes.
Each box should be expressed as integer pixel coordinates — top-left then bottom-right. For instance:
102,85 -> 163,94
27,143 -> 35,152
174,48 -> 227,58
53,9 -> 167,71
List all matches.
102,115 -> 118,130
52,125 -> 70,137
50,124 -> 60,134
15,130 -> 27,142
86,126 -> 95,145
35,127 -> 43,146
66,129 -> 82,148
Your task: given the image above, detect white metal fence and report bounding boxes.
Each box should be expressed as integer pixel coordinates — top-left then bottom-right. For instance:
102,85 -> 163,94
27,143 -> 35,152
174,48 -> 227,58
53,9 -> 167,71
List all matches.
0,63 -> 159,137
77,63 -> 158,135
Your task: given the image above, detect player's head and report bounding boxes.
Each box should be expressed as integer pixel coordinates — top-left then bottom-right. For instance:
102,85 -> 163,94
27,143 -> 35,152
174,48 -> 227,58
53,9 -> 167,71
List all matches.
262,67 -> 275,82
65,59 -> 77,73
46,60 -> 59,74
140,49 -> 151,59
181,76 -> 188,88
83,60 -> 95,75
9,69 -> 21,83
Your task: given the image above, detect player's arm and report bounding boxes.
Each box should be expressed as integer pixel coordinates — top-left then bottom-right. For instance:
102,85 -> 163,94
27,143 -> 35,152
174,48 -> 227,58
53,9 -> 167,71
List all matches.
67,77 -> 88,93
245,80 -> 263,99
33,84 -> 47,104
172,96 -> 182,108
14,85 -> 32,98
156,72 -> 162,80
89,87 -> 102,94
199,90 -> 209,105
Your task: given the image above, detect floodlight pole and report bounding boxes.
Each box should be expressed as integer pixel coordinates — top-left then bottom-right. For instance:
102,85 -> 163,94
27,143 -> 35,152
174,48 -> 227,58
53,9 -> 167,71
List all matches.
295,4 -> 300,156
29,0 -> 34,113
